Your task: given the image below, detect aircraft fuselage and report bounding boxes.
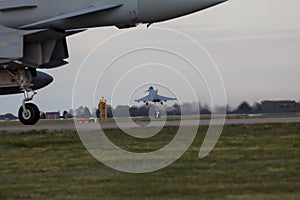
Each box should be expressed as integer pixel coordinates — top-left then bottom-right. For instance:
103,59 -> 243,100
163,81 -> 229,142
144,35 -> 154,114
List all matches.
0,0 -> 227,29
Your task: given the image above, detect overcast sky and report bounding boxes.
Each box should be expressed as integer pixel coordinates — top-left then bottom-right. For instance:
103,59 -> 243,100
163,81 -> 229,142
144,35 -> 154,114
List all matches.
1,0 -> 300,114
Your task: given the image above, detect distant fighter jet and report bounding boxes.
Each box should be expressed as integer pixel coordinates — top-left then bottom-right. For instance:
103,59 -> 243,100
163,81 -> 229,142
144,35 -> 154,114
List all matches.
0,0 -> 227,125
135,86 -> 177,105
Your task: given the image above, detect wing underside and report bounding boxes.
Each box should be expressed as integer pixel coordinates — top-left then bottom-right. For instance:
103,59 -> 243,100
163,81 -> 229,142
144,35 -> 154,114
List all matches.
135,95 -> 152,102
158,95 -> 177,101
0,25 -> 84,68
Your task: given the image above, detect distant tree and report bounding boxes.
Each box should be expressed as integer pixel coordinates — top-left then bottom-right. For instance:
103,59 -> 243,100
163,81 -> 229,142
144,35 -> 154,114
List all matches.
212,105 -> 225,114
252,102 -> 262,113
167,103 -> 181,116
63,111 -> 69,119
0,113 -> 17,120
91,108 -> 97,118
107,105 -> 113,118
235,101 -> 252,114
225,104 -> 234,114
129,105 -> 149,117
200,104 -> 211,115
68,109 -> 74,116
181,102 -> 200,115
114,105 -> 130,117
74,106 -> 84,118
83,107 -> 92,118
129,106 -> 139,117
73,106 -> 92,118
139,105 -> 150,116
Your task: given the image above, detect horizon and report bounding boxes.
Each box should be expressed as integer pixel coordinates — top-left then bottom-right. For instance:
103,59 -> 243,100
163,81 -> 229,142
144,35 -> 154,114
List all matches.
2,98 -> 300,116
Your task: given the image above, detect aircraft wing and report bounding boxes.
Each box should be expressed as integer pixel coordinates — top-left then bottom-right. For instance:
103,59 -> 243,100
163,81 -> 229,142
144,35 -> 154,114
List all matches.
0,25 -> 44,64
135,95 -> 152,103
20,4 -> 123,29
157,95 -> 177,101
0,24 -> 86,68
0,25 -> 23,62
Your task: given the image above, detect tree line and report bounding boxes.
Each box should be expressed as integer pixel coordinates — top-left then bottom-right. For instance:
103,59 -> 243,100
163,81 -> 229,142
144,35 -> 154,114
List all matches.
1,100 -> 298,120
68,101 -> 270,118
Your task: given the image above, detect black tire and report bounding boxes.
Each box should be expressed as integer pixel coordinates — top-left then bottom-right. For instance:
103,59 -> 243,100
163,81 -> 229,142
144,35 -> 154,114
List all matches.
18,103 -> 40,125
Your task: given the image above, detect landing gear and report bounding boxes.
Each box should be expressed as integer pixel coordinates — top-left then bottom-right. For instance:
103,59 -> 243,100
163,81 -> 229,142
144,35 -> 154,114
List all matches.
16,69 -> 40,125
18,103 -> 40,125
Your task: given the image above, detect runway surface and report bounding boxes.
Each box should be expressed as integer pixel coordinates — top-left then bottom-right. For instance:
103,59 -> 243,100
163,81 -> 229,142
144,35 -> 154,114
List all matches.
1,117 -> 300,132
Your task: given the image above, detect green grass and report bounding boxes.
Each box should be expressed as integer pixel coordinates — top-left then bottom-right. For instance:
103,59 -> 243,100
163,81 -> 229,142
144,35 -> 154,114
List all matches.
0,123 -> 299,199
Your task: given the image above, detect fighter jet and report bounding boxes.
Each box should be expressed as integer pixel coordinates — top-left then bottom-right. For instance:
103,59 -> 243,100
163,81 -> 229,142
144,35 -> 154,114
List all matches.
135,86 -> 177,105
0,0 -> 227,125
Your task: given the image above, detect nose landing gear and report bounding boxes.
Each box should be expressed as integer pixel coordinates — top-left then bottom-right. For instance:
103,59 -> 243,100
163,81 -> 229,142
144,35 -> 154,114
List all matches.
19,102 -> 40,125
16,69 -> 40,125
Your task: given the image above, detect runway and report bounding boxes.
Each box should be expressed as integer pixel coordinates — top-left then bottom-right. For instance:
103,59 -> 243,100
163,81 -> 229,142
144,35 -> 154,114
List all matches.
1,117 -> 300,133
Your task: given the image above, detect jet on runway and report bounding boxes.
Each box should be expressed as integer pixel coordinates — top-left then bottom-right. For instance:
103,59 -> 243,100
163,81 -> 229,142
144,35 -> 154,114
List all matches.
135,86 -> 177,105
0,0 -> 228,125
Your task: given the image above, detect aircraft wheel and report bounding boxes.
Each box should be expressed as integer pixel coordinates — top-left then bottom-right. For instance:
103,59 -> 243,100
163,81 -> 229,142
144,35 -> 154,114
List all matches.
18,103 -> 40,125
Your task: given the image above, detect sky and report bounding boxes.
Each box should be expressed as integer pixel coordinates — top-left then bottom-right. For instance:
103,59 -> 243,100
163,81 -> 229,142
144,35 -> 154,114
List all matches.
1,0 -> 300,114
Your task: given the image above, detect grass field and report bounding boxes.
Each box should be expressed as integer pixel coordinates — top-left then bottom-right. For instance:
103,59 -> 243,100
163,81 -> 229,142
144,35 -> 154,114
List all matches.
0,123 -> 299,199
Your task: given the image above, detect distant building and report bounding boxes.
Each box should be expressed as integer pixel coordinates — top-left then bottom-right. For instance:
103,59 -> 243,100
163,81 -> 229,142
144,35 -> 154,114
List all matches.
261,101 -> 296,113
46,112 -> 60,120
295,103 -> 300,113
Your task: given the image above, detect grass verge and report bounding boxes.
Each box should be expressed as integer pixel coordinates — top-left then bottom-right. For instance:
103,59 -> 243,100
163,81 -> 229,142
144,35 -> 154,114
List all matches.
0,123 -> 299,199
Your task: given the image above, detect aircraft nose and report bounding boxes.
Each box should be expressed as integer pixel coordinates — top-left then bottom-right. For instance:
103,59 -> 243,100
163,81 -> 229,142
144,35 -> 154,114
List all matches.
214,0 -> 228,3
31,71 -> 53,90
206,0 -> 228,9
212,0 -> 228,5
137,0 -> 228,23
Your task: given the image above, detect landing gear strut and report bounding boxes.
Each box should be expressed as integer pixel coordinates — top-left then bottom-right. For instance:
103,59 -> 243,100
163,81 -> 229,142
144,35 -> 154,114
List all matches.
16,69 -> 40,125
